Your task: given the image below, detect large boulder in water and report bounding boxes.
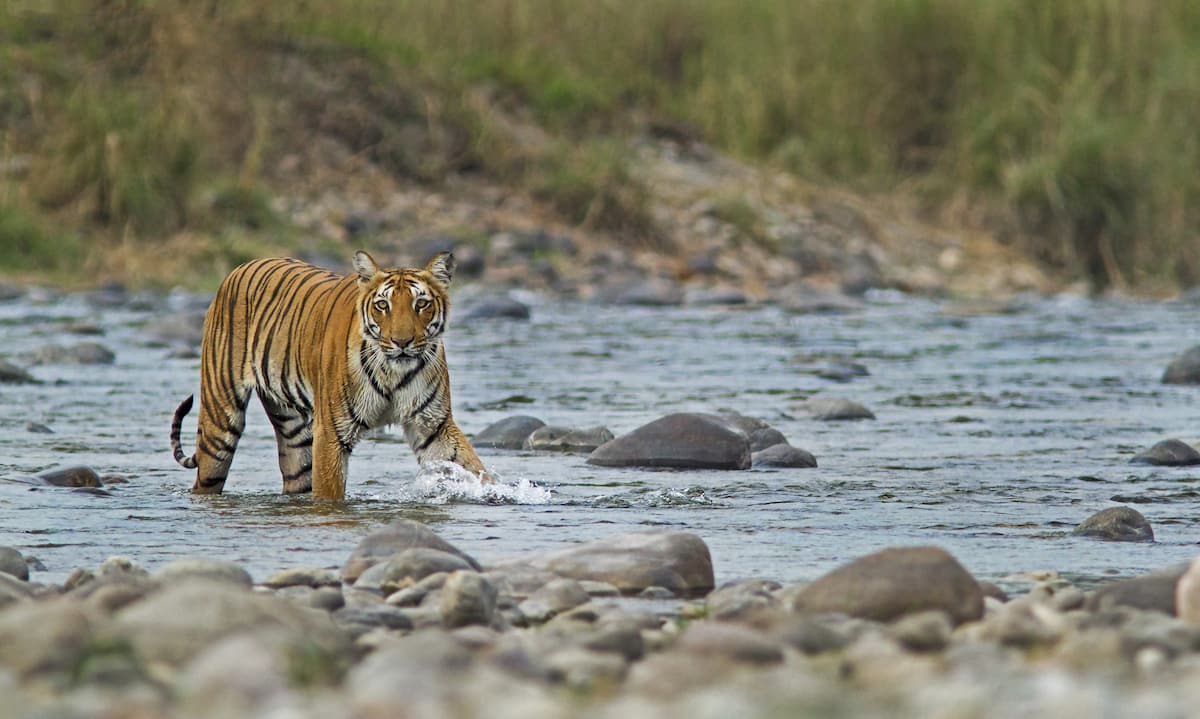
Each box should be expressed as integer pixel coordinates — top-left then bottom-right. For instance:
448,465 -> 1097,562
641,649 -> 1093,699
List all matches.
1072,506 -> 1154,542
492,531 -> 715,597
342,519 -> 479,583
1130,439 -> 1200,466
587,413 -> 751,470
1163,346 -> 1200,384
472,416 -> 545,450
791,546 -> 983,625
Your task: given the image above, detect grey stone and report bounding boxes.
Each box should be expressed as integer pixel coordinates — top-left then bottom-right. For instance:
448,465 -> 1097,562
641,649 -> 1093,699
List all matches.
334,605 -> 415,634
154,558 -> 253,588
0,547 -> 28,582
776,617 -> 852,655
346,630 -> 473,707
792,546 -> 983,625
26,342 -> 115,365
0,599 -> 93,677
705,578 -> 782,620
497,531 -> 714,596
341,519 -> 479,583
673,622 -> 785,665
25,422 -> 52,434
518,578 -> 591,623
587,413 -> 751,470
752,443 -> 818,468
356,548 -> 474,593
37,465 -> 102,488
141,311 -> 206,351
775,283 -> 864,314
0,571 -> 34,608
261,567 -> 341,589
889,610 -> 953,652
0,359 -> 37,385
472,415 -> 546,449
524,425 -> 615,453
1163,346 -> 1200,384
310,586 -> 346,612
1130,439 -> 1200,466
1086,566 -> 1186,615
802,396 -> 876,421
439,571 -> 498,629
111,579 -> 348,667
713,410 -> 788,451
599,278 -> 684,306
460,295 -> 531,321
1073,506 -> 1154,542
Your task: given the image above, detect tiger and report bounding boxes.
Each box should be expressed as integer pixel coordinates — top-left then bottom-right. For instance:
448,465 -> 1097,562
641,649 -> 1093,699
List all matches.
169,250 -> 487,500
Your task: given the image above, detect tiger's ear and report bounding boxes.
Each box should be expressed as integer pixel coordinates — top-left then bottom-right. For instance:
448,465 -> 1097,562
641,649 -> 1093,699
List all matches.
425,252 -> 455,287
353,250 -> 380,286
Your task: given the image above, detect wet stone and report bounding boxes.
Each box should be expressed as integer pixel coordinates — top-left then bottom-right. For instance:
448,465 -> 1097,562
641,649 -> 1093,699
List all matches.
26,342 -> 115,366
37,466 -> 103,488
460,295 -> 531,322
334,604 -> 416,635
752,443 -> 817,468
1073,506 -> 1154,542
1162,346 -> 1200,384
0,359 -> 37,385
261,567 -> 341,589
1130,439 -> 1200,466
472,416 -> 546,450
25,422 -> 52,434
587,413 -> 751,470
439,571 -> 498,629
517,578 -> 591,624
802,396 -> 876,421
889,610 -> 953,653
154,558 -> 254,588
705,578 -> 782,620
523,425 -> 614,453
355,548 -> 475,594
1086,567 -> 1186,615
672,622 -> 785,665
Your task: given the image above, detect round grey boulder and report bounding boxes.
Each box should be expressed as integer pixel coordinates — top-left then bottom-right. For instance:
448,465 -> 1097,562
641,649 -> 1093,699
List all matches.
1073,506 -> 1154,542
802,396 -> 876,421
460,296 -> 531,322
587,413 -> 751,470
791,545 -> 983,625
355,548 -> 475,593
752,443 -> 817,468
0,547 -> 29,582
0,359 -> 37,385
1086,566 -> 1186,615
37,466 -> 103,488
524,425 -> 614,453
1163,346 -> 1200,384
1130,439 -> 1200,466
341,519 -> 479,584
472,416 -> 546,450
440,571 -> 498,629
153,558 -> 254,588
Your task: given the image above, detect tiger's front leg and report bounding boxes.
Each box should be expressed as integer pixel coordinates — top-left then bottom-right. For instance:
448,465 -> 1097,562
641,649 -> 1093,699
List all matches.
405,416 -> 488,479
311,422 -> 350,500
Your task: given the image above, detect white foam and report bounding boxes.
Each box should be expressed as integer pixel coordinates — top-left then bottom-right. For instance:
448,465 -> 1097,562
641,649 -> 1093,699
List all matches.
404,461 -> 552,505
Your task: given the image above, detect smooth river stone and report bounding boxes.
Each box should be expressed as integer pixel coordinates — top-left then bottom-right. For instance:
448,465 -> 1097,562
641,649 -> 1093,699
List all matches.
1130,439 -> 1200,466
587,413 -> 751,470
523,425 -> 614,453
1162,346 -> 1200,384
1085,566 -> 1187,615
342,519 -> 479,584
472,415 -> 546,449
791,546 -> 983,625
1072,506 -> 1154,542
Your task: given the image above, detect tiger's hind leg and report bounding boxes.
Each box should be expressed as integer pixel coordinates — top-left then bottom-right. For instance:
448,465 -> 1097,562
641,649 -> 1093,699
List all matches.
259,392 -> 314,494
192,384 -> 252,494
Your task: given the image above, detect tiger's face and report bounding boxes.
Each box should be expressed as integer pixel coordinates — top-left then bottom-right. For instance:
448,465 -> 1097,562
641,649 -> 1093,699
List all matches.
354,251 -> 454,361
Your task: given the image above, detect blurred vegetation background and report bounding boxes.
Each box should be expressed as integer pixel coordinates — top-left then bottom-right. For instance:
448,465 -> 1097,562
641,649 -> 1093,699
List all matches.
1,0 -> 1197,291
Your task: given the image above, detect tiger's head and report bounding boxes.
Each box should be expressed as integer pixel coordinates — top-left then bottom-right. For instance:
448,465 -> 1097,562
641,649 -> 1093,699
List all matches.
353,250 -> 454,361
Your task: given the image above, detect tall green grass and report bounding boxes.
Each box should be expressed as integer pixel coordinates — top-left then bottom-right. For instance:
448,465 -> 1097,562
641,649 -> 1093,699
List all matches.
3,0 -> 1199,289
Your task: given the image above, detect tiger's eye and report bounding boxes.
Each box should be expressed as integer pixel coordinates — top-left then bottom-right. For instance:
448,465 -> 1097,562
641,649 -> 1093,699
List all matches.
415,298 -> 430,311
373,299 -> 388,312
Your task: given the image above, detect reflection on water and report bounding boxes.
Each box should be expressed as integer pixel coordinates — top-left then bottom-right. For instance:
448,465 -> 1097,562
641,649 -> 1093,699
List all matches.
1,290 -> 1200,590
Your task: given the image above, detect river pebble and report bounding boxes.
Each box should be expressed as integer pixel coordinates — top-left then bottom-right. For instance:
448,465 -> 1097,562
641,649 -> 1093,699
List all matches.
751,443 -> 818,468
524,425 -> 614,453
341,518 -> 480,583
801,395 -> 876,421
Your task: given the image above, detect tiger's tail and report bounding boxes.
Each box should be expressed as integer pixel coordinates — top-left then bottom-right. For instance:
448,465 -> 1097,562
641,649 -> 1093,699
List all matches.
170,394 -> 199,469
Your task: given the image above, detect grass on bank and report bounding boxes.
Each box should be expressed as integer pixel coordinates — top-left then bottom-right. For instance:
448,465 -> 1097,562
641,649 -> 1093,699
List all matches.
2,0 -> 1200,290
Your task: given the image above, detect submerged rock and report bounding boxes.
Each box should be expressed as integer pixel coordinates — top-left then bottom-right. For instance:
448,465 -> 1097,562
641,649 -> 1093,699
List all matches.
0,547 -> 28,582
341,519 -> 479,584
1162,346 -> 1200,384
751,443 -> 817,468
587,413 -> 751,470
37,466 -> 103,488
791,546 -> 983,625
1130,439 -> 1200,466
802,396 -> 876,421
472,416 -> 546,450
0,359 -> 37,385
460,295 -> 532,322
524,425 -> 614,453
1073,507 -> 1154,542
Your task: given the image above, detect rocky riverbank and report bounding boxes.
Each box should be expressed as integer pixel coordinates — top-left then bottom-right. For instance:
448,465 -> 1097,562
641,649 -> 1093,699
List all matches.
2,520 -> 1200,719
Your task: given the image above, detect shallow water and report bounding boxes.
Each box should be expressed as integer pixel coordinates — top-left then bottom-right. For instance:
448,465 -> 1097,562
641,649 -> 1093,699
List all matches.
2,288 -> 1199,590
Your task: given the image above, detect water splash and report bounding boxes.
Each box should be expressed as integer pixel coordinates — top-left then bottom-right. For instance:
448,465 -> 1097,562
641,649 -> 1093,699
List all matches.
403,461 -> 552,505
